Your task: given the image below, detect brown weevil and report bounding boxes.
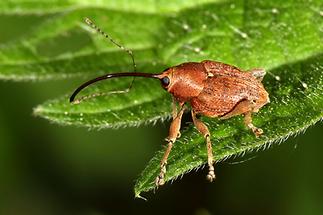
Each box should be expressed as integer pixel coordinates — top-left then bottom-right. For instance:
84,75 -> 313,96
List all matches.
70,18 -> 270,187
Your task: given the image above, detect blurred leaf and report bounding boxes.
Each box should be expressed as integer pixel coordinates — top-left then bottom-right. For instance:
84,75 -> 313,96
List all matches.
1,0 -> 322,196
0,0 -> 222,80
0,0 -> 222,14
0,9 -> 165,80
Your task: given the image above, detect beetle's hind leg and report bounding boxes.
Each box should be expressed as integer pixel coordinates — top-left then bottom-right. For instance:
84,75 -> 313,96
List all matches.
244,111 -> 263,137
191,111 -> 216,182
220,99 -> 263,137
156,102 -> 185,187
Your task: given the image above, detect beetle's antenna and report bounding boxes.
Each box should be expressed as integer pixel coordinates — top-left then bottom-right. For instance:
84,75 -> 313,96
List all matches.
70,72 -> 160,103
84,17 -> 137,72
81,17 -> 137,104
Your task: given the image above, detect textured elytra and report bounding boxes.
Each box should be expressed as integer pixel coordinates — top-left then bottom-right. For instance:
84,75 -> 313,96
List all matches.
189,61 -> 268,117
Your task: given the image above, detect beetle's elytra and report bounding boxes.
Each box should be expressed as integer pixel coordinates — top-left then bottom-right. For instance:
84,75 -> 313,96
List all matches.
70,18 -> 270,187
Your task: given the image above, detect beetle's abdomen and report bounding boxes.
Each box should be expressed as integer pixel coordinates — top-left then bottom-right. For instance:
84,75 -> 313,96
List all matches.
191,75 -> 260,117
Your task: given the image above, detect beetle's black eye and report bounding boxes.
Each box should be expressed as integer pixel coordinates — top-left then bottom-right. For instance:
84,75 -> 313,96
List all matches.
161,76 -> 170,87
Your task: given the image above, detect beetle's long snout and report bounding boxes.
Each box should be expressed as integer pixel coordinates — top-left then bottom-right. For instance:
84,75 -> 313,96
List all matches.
70,72 -> 160,103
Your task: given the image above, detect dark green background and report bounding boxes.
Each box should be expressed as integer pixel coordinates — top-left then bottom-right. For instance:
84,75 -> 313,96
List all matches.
1,7 -> 323,215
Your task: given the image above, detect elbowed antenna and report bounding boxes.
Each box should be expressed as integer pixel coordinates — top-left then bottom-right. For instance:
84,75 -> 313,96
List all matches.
70,72 -> 160,103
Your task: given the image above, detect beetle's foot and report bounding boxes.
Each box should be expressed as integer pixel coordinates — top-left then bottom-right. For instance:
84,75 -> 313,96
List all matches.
155,174 -> 165,187
252,127 -> 263,137
206,165 -> 216,182
206,172 -> 216,182
155,164 -> 167,187
248,123 -> 263,137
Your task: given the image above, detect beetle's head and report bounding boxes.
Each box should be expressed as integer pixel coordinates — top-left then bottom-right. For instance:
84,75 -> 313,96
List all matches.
156,62 -> 208,102
153,67 -> 172,90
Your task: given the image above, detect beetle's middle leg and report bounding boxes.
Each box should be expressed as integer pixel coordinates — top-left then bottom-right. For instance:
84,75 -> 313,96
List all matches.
156,102 -> 185,186
191,111 -> 216,182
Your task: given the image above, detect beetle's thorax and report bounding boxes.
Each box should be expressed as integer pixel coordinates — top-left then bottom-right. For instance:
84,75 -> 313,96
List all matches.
165,62 -> 208,103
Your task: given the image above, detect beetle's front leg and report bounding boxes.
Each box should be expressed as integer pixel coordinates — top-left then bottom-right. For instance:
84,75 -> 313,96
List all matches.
156,103 -> 185,186
171,97 -> 182,139
191,111 -> 216,182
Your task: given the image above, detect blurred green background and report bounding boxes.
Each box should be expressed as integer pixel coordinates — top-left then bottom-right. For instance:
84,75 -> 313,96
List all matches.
1,2 -> 323,215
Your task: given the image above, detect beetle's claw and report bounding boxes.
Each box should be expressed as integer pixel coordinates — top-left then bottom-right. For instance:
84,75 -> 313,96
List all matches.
206,171 -> 216,182
206,164 -> 216,182
155,174 -> 165,187
253,127 -> 263,137
156,164 -> 167,187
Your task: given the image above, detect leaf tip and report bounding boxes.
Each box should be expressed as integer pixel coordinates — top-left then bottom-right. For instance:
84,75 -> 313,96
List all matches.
134,191 -> 147,201
33,105 -> 44,117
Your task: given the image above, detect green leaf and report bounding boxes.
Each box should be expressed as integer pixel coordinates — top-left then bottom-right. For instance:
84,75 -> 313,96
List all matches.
134,54 -> 323,197
34,77 -> 173,128
132,1 -> 323,197
1,0 -> 322,197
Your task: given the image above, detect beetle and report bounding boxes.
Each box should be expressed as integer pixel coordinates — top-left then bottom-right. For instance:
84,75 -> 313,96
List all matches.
70,18 -> 270,187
